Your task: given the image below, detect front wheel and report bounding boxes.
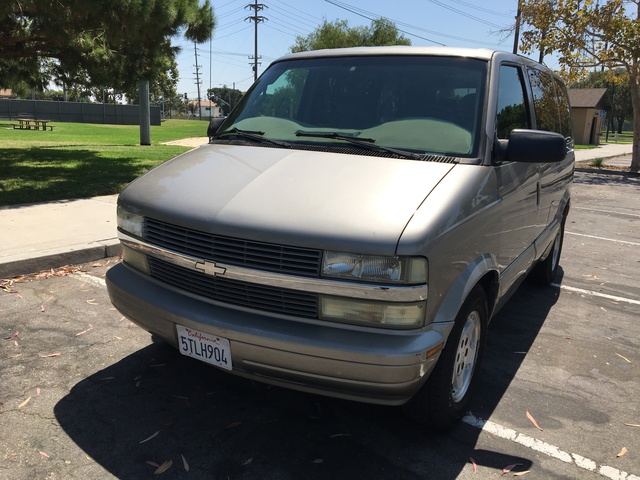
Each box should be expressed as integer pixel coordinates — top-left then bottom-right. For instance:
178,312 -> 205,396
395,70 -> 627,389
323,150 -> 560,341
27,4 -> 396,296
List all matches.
530,214 -> 566,285
404,286 -> 488,430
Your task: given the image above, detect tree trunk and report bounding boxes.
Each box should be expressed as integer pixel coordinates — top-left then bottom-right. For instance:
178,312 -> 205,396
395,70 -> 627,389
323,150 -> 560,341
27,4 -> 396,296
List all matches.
629,67 -> 640,172
139,80 -> 151,146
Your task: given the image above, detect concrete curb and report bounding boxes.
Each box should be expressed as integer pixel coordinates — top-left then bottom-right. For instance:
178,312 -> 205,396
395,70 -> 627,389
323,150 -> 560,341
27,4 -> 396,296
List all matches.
0,239 -> 121,279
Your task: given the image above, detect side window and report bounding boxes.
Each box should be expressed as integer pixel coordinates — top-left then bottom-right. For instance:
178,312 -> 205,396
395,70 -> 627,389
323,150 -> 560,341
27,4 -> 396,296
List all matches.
496,65 -> 530,139
527,67 -> 561,133
554,77 -> 573,138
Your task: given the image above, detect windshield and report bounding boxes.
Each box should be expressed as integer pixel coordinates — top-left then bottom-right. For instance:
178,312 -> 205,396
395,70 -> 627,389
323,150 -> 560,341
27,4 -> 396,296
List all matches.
219,55 -> 487,158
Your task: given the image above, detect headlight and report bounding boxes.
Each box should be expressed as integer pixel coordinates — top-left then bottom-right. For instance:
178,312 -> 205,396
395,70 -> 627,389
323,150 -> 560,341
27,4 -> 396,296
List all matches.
320,296 -> 425,329
322,252 -> 427,284
117,206 -> 144,238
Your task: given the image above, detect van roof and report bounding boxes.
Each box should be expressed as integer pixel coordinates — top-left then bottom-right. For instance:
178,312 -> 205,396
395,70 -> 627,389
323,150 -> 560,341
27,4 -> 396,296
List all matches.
272,46 -> 560,81
276,46 -> 500,62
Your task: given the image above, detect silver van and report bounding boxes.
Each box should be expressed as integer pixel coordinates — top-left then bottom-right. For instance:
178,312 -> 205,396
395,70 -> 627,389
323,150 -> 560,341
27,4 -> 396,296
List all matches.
107,47 -> 574,429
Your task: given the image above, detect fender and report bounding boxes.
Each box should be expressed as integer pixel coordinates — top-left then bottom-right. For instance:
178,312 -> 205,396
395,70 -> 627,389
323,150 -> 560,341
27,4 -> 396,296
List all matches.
433,253 -> 499,325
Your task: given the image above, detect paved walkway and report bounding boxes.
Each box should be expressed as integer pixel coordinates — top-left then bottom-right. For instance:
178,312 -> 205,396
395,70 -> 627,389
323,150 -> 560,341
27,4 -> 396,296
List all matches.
0,143 -> 635,278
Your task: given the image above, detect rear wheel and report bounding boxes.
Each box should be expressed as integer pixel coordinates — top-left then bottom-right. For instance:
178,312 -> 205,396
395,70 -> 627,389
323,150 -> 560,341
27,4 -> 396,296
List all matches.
404,285 -> 488,430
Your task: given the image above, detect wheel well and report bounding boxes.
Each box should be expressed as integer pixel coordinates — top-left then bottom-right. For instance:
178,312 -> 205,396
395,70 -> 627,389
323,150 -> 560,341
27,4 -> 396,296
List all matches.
477,271 -> 499,319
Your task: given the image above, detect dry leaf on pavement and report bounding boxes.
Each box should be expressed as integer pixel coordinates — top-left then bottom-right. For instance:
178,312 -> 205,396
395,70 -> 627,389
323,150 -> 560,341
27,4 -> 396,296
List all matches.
526,411 -> 543,431
4,331 -> 18,340
18,396 -> 32,408
616,353 -> 631,364
469,457 -> 477,474
75,324 -> 94,336
154,459 -> 173,474
181,454 -> 189,472
617,447 -> 628,457
139,431 -> 160,444
503,463 -> 523,474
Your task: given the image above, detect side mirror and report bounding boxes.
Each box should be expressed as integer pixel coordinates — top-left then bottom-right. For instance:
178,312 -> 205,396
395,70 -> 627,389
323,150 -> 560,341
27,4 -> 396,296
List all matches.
207,117 -> 226,139
507,129 -> 567,163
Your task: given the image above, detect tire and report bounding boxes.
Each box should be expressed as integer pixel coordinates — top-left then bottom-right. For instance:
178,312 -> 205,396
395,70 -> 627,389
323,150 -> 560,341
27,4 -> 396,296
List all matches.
404,285 -> 488,430
530,214 -> 566,286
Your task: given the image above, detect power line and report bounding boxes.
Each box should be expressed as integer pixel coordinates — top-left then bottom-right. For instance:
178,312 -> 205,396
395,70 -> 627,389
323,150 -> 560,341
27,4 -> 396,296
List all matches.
324,0 -> 446,46
324,0 -> 502,47
424,0 -> 503,29
454,0 -> 515,18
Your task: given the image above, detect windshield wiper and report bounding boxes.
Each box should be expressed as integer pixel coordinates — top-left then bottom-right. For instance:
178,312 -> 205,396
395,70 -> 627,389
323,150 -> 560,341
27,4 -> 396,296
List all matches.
295,130 -> 423,160
214,128 -> 291,148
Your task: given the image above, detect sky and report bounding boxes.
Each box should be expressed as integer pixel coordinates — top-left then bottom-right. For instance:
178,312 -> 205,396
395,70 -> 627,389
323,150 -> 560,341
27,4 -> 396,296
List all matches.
173,0 -> 543,99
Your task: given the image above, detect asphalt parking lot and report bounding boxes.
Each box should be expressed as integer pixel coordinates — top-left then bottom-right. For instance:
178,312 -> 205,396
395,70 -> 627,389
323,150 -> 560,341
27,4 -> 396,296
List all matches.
1,169 -> 638,480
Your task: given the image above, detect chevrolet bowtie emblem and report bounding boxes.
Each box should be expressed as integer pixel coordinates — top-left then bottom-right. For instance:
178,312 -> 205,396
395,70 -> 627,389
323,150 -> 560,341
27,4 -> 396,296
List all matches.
195,261 -> 227,276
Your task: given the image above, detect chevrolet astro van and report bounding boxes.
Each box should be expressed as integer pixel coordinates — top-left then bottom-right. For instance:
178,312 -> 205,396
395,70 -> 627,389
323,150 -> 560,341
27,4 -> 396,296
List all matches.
106,47 -> 574,429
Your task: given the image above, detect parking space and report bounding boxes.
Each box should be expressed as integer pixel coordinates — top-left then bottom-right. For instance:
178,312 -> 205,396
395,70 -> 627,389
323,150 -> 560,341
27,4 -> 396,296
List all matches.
0,169 -> 638,479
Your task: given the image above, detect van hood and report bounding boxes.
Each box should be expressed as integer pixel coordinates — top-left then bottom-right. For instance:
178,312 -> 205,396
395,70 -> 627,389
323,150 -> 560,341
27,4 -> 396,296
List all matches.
119,144 -> 455,254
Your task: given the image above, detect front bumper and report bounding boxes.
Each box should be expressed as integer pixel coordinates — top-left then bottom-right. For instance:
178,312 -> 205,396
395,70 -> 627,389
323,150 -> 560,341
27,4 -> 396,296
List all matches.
106,263 -> 452,405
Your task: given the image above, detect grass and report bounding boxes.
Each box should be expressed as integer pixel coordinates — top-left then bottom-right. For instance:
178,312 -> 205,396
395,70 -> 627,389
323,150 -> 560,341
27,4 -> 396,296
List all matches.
0,119 -> 209,206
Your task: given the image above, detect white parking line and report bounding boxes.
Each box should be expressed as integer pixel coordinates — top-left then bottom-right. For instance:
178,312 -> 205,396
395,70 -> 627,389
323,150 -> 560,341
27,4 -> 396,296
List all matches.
566,231 -> 640,247
463,414 -> 640,480
551,283 -> 640,306
574,206 -> 640,218
74,271 -> 107,287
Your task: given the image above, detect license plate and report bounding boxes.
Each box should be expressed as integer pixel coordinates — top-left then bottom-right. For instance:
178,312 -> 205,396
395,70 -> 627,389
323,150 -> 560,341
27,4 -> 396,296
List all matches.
176,325 -> 232,371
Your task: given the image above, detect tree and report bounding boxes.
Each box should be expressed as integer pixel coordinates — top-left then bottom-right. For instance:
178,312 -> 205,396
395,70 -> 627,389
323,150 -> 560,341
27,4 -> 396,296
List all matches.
207,86 -> 244,115
0,0 -> 215,93
519,0 -> 640,172
290,18 -> 411,53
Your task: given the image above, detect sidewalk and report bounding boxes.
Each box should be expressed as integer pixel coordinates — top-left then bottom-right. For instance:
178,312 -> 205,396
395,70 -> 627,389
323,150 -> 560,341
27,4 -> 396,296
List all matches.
0,143 -> 635,279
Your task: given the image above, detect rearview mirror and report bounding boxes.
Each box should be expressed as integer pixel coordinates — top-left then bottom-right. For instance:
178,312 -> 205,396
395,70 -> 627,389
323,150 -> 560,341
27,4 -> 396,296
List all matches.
207,117 -> 226,139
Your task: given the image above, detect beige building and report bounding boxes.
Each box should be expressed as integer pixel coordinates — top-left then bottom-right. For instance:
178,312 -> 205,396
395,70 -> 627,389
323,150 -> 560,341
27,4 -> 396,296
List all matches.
568,88 -> 611,145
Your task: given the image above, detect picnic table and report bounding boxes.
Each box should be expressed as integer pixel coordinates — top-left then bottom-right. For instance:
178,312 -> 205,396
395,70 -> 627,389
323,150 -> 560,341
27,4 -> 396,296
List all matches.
12,118 -> 55,131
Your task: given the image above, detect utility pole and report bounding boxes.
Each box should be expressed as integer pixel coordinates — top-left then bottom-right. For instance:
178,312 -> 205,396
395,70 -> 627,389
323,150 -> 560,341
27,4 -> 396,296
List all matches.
194,42 -> 202,120
209,6 -> 213,120
513,0 -> 522,55
246,1 -> 267,81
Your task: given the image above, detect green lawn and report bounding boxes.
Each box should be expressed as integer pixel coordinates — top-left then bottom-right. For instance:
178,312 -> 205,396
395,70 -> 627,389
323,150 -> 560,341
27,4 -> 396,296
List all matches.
0,119 -> 209,206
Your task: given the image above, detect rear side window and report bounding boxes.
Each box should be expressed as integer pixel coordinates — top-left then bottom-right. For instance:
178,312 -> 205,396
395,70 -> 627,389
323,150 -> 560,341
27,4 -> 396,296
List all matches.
527,67 -> 572,137
554,77 -> 573,138
496,65 -> 530,139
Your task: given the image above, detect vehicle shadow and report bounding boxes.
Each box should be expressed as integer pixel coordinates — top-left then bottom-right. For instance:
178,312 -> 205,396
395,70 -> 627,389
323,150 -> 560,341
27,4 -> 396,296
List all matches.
54,276 -> 565,479
574,168 -> 640,186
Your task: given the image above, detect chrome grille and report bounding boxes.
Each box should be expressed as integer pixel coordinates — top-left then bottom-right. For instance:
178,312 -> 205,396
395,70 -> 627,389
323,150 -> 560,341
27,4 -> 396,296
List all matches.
144,218 -> 322,277
148,257 -> 318,318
